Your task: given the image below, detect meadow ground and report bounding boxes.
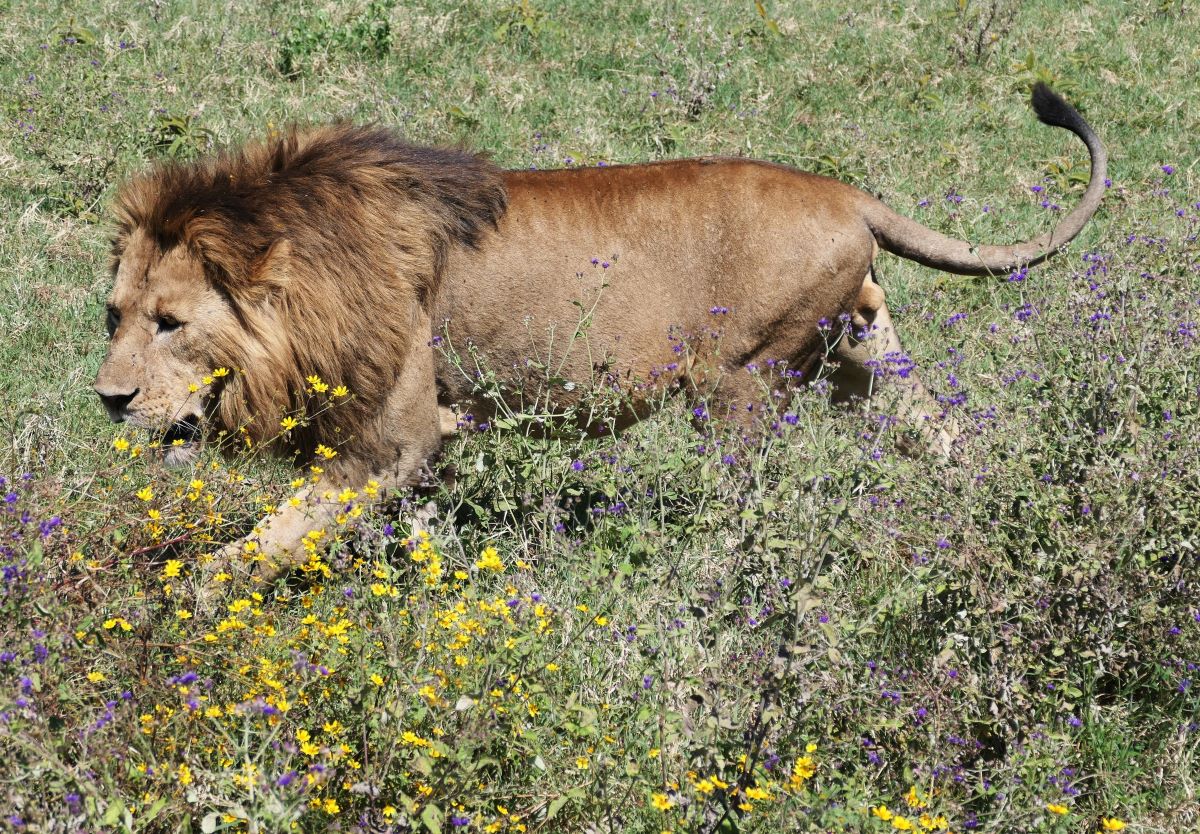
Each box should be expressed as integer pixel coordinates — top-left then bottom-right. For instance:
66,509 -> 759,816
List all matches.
1,1 -> 1199,831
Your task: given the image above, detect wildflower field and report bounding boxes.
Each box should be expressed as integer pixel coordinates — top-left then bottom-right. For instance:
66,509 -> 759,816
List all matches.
2,1 -> 1199,831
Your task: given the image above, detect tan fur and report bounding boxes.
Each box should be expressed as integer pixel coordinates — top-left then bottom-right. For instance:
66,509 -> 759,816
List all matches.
94,87 -> 1105,586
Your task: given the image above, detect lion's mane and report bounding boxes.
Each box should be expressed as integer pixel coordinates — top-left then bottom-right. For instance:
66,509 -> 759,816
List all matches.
111,125 -> 507,464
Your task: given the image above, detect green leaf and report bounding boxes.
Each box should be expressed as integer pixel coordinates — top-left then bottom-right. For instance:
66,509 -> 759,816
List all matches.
135,797 -> 168,829
421,803 -> 444,834
546,794 -> 570,819
102,798 -> 126,826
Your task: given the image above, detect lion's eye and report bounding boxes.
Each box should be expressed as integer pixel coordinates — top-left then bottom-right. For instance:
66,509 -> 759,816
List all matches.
156,315 -> 183,335
106,306 -> 121,337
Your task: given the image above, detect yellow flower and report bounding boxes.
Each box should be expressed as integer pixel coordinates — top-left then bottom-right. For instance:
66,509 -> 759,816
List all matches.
648,748 -> 660,759
651,793 -> 673,811
301,741 -> 320,757
370,673 -> 384,687
162,560 -> 183,578
594,615 -> 609,627
322,798 -> 339,815
87,671 -> 105,683
1046,804 -> 1068,815
575,757 -> 589,770
177,763 -> 193,785
872,805 -> 894,822
892,817 -> 914,831
332,385 -> 349,397
475,547 -> 505,572
136,487 -> 154,502
806,742 -> 818,753
905,786 -> 927,809
1101,819 -> 1125,831
280,416 -> 299,431
793,755 -> 816,779
211,367 -> 229,378
113,437 -> 130,451
382,806 -> 396,819
545,663 -> 559,672
315,444 -> 337,459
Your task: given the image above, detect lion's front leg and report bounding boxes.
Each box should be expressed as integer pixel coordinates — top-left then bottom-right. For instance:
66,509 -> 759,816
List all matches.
202,483 -> 351,594
206,324 -> 445,594
245,484 -> 345,584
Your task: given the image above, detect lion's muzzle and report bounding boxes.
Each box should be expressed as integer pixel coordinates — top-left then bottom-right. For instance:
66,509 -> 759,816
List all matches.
94,384 -> 139,423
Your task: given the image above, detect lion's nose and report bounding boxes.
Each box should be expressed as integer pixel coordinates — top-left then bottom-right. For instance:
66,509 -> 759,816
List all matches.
95,386 -> 139,419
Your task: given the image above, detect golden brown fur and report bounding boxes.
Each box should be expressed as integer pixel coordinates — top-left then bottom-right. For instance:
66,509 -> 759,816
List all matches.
95,85 -> 1105,585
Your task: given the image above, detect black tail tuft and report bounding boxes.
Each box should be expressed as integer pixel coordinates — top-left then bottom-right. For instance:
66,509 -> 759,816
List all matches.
1030,82 -> 1088,134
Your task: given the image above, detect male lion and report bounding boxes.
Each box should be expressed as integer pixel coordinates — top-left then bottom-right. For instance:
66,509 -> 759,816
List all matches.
95,84 -> 1105,585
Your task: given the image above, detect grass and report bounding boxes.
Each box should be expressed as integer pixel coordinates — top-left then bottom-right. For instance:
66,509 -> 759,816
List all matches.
2,0 -> 1199,831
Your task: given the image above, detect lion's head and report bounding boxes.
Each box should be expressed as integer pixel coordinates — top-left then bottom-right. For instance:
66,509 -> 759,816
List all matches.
96,125 -> 506,468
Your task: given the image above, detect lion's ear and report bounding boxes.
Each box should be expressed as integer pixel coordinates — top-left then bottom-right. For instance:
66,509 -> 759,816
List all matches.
239,239 -> 292,305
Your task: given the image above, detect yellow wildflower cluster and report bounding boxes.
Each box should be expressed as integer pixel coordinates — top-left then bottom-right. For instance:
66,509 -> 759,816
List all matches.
677,748 -> 817,817
869,787 -> 950,833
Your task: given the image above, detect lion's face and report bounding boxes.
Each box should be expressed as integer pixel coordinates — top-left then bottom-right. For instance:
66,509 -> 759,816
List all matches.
94,229 -> 237,466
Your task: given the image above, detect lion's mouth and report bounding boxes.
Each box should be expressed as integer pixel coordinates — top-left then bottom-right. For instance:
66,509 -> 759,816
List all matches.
162,415 -> 202,445
159,416 -> 203,466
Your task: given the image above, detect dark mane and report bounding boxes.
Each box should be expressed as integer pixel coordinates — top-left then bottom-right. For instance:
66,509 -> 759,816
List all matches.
113,125 -> 508,301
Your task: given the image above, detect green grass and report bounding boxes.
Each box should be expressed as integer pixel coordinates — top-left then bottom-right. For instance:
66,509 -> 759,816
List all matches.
2,1 -> 1199,831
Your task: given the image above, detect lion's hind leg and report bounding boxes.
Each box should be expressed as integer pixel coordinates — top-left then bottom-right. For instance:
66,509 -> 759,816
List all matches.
823,274 -> 958,457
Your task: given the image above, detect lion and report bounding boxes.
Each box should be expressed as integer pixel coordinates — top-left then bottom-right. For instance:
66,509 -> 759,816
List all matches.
94,83 -> 1105,585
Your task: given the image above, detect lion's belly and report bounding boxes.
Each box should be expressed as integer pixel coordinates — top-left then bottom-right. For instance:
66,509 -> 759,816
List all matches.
431,160 -> 873,419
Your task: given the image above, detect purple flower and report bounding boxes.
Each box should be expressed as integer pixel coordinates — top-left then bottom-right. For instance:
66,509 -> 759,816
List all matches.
451,815 -> 471,827
571,460 -> 585,472
1162,164 -> 1175,175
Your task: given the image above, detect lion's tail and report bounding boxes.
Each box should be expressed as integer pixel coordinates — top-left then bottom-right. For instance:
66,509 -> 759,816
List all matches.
862,83 -> 1107,277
